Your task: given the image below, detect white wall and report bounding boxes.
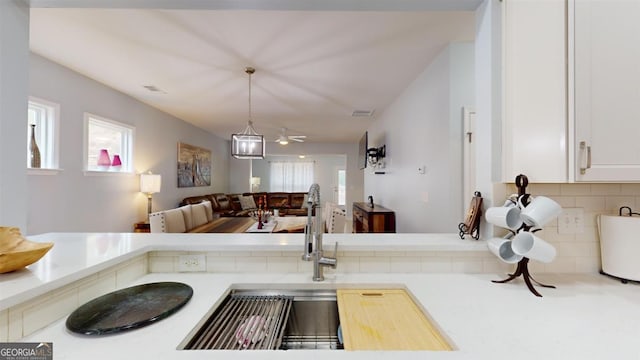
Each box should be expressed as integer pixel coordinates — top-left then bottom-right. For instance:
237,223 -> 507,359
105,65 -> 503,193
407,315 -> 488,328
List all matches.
0,1 -> 30,232
228,157 -> 251,194
475,0 -> 503,239
312,155 -> 347,206
365,43 -> 475,233
27,54 -> 230,234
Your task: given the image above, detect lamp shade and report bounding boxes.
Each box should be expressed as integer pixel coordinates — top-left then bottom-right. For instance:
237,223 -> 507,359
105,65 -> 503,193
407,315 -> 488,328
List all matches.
250,177 -> 261,186
140,173 -> 161,194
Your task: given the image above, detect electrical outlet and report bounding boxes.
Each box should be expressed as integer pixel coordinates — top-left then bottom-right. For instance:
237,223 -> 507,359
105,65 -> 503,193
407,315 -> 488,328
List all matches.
558,208 -> 584,234
418,165 -> 426,174
178,254 -> 206,272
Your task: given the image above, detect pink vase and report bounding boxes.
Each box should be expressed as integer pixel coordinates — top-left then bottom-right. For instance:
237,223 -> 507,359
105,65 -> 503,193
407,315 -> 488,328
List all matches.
97,149 -> 111,167
111,155 -> 122,166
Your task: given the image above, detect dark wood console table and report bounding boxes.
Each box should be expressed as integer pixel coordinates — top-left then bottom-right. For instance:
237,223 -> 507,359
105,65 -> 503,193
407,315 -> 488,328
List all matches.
352,202 -> 396,233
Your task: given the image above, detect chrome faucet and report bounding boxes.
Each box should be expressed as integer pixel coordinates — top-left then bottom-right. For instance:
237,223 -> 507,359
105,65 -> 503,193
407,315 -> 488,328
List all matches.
302,183 -> 338,281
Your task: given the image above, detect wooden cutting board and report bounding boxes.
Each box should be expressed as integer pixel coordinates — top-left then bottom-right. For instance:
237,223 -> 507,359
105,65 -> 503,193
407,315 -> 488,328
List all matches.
336,289 -> 452,351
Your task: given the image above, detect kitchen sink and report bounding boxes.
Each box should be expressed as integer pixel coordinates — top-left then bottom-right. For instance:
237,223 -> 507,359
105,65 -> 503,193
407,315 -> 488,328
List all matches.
180,288 -> 342,350
180,284 -> 452,351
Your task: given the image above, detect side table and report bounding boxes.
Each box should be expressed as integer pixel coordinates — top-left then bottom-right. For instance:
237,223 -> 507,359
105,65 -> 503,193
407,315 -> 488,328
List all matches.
133,222 -> 150,233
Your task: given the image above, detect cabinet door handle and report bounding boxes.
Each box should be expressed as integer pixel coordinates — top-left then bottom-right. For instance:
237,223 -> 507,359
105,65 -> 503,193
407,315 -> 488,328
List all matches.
580,141 -> 592,175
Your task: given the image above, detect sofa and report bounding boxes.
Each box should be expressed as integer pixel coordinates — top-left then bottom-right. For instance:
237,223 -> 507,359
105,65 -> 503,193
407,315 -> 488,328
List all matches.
149,196 -> 346,233
149,201 -> 219,233
180,192 -> 313,217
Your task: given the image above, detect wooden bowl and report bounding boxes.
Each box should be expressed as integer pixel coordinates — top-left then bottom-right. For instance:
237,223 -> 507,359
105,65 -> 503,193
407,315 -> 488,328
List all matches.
0,227 -> 54,274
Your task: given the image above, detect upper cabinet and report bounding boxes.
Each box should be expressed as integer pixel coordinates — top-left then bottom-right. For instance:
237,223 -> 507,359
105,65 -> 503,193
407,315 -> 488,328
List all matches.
503,0 -> 640,183
502,0 -> 567,183
573,0 -> 640,181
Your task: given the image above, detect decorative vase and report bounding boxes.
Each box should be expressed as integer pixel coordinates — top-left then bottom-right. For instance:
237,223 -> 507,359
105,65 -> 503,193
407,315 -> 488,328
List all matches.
29,124 -> 41,168
111,154 -> 122,170
97,149 -> 111,168
111,155 -> 122,166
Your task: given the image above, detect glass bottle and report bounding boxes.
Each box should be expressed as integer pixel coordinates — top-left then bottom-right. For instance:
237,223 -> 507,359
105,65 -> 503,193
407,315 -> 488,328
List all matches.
29,124 -> 41,168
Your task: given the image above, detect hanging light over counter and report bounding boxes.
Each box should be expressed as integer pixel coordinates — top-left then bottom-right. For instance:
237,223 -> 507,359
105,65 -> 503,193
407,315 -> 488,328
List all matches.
231,67 -> 265,159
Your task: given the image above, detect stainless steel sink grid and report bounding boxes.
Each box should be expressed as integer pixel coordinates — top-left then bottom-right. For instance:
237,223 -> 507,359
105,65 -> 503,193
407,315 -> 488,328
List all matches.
278,290 -> 342,350
181,289 -> 342,351
184,293 -> 293,350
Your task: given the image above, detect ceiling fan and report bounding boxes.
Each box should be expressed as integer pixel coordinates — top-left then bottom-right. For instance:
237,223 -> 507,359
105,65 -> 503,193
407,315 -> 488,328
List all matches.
275,128 -> 306,145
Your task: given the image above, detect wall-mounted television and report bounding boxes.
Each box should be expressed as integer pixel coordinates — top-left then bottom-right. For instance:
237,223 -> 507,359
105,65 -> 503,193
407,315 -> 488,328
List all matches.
358,131 -> 368,170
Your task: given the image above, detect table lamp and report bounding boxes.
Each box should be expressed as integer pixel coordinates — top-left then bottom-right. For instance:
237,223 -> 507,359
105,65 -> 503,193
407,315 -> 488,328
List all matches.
140,172 -> 162,221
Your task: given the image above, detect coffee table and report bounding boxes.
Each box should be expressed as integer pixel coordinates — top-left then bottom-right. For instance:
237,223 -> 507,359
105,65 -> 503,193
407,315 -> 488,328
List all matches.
245,219 -> 278,233
244,217 -> 308,233
203,217 -> 254,233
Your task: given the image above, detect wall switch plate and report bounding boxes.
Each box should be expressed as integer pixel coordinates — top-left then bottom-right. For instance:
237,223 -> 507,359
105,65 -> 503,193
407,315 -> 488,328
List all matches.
418,165 -> 426,174
178,254 -> 206,272
558,208 -> 584,234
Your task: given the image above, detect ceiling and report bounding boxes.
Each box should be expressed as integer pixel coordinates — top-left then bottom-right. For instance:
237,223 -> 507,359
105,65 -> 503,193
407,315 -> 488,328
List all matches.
29,6 -> 476,143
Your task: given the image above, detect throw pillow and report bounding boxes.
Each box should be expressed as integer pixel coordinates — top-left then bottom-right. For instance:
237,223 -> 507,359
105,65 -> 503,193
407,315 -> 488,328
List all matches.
239,195 -> 257,210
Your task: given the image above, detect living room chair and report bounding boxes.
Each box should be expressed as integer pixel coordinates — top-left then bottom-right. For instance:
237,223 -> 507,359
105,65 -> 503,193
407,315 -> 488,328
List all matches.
327,207 -> 346,233
323,201 -> 337,230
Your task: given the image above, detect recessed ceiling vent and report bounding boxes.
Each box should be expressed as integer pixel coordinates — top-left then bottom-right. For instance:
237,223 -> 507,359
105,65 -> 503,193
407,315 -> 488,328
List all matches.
352,110 -> 375,117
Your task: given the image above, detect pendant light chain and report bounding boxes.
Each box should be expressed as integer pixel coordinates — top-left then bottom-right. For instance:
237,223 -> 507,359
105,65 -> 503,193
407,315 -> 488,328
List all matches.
246,67 -> 256,132
248,68 -> 252,123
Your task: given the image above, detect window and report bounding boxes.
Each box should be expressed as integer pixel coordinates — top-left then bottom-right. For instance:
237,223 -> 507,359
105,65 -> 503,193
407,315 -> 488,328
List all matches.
84,113 -> 134,173
27,97 -> 59,169
270,161 -> 314,192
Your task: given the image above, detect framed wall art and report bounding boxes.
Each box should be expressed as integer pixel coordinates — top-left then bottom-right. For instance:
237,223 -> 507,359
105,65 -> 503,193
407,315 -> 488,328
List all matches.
177,142 -> 211,187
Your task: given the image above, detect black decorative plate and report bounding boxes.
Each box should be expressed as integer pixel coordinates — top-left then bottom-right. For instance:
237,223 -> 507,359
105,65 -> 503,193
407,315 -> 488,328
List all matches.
66,282 -> 193,335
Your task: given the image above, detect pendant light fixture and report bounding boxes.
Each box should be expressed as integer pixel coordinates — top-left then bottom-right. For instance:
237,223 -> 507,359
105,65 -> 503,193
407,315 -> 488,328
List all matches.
231,67 -> 265,159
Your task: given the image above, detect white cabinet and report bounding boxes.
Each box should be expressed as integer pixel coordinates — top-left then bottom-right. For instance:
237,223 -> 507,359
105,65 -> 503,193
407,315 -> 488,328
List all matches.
502,0 -> 567,183
504,0 -> 640,183
573,0 -> 640,182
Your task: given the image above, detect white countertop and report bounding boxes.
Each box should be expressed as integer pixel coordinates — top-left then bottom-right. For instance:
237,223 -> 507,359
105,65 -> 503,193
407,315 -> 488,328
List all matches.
22,272 -> 640,360
0,232 -> 485,310
7,233 -> 640,359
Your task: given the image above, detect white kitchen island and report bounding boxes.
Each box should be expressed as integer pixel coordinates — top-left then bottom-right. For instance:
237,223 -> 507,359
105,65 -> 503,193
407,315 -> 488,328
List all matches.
2,233 -> 639,360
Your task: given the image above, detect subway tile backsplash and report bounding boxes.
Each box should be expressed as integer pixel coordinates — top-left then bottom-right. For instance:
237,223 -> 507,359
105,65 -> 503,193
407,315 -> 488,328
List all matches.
497,182 -> 639,274
148,251 -> 508,275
